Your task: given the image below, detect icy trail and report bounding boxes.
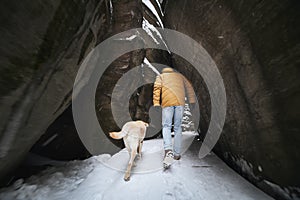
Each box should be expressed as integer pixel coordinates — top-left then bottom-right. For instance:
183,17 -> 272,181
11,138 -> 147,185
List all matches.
0,133 -> 273,200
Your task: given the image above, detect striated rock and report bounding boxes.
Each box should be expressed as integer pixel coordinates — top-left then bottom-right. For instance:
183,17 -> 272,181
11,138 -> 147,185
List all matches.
0,0 -> 110,184
163,0 -> 300,199
32,0 -> 170,161
96,0 -> 170,144
0,0 -> 299,199
95,0 -> 144,148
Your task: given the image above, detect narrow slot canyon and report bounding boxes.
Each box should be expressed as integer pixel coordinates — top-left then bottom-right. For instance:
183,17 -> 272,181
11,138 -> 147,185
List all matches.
0,0 -> 299,199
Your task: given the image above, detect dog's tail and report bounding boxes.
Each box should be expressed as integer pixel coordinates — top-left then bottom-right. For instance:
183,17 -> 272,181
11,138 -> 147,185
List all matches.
109,131 -> 127,139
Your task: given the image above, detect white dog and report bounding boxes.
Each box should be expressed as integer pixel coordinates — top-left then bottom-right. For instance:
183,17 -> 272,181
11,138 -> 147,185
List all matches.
109,120 -> 148,181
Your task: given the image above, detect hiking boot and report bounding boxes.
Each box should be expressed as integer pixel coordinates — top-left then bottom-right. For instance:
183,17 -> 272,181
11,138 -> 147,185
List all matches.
174,154 -> 181,160
164,150 -> 174,158
163,150 -> 174,169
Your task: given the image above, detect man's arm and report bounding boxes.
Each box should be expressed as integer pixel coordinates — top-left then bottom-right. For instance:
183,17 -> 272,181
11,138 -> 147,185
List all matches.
153,75 -> 162,106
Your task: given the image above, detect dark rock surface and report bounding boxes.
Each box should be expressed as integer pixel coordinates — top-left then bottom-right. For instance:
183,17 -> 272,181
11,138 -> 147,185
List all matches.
0,0 -> 167,184
30,106 -> 90,161
0,0 -> 110,184
31,0 -> 169,160
163,0 -> 300,199
0,0 -> 299,199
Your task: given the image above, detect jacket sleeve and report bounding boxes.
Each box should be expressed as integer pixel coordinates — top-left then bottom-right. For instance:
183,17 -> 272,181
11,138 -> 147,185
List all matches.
183,76 -> 196,104
153,75 -> 162,106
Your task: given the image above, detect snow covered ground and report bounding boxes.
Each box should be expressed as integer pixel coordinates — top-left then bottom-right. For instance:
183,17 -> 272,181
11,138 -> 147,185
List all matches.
0,132 -> 273,200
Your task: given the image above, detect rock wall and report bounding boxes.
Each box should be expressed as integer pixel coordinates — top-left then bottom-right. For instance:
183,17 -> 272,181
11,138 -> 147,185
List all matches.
0,0 -> 167,184
0,0 -> 110,184
163,0 -> 300,199
0,0 -> 299,199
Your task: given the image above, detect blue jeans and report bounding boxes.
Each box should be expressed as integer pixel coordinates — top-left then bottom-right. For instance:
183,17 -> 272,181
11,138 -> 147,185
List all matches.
162,106 -> 184,156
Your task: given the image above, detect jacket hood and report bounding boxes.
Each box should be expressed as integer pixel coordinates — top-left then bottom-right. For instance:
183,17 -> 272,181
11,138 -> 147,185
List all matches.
162,67 -> 174,73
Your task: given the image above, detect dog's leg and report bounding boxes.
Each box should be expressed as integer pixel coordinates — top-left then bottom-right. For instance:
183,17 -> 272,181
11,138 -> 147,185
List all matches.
137,140 -> 143,159
125,142 -> 137,167
124,149 -> 137,181
126,147 -> 131,158
124,139 -> 131,158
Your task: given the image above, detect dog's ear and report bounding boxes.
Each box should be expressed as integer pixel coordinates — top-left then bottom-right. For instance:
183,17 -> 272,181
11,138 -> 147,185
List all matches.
144,122 -> 149,127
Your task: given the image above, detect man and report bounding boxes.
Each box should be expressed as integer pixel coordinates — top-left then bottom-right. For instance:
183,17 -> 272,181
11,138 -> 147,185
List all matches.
153,67 -> 196,168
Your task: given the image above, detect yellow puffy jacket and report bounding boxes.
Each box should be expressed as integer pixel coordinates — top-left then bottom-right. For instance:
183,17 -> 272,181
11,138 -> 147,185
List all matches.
153,68 -> 196,108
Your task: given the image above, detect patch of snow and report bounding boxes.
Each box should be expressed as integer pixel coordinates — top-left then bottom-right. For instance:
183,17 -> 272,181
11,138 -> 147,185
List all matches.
114,35 -> 137,41
184,110 -> 192,115
0,138 -> 274,200
0,155 -> 111,200
108,0 -> 113,23
120,65 -> 129,69
142,18 -> 170,53
124,35 -> 137,41
155,0 -> 164,16
109,0 -> 113,15
143,57 -> 160,75
182,103 -> 194,131
142,19 -> 160,44
142,0 -> 164,28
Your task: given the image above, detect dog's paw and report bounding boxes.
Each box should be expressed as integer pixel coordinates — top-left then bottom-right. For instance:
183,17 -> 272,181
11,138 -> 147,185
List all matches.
124,175 -> 130,181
